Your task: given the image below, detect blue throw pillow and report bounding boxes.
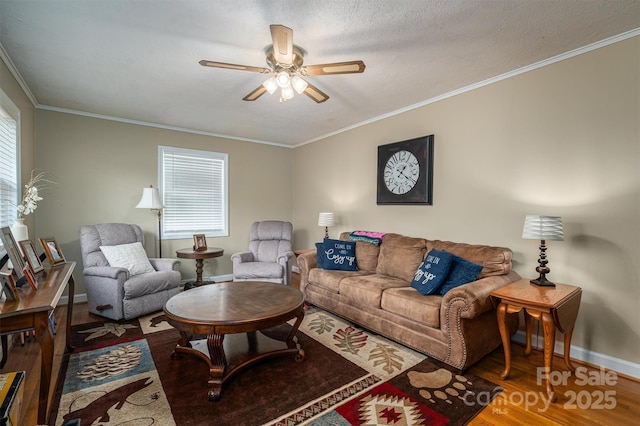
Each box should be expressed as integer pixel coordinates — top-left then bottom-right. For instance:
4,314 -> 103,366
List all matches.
315,242 -> 326,269
438,254 -> 483,295
321,239 -> 358,271
410,249 -> 454,295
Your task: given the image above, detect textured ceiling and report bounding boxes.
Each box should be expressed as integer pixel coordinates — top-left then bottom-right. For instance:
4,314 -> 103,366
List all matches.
1,0 -> 638,146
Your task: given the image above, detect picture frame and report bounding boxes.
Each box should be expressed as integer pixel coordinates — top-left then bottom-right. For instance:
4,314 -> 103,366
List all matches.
22,264 -> 38,292
193,234 -> 207,251
1,272 -> 19,302
376,134 -> 434,205
39,237 -> 66,266
0,226 -> 25,279
19,239 -> 44,274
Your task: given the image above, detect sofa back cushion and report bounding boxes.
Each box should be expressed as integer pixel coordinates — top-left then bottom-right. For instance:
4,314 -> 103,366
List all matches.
339,232 -> 380,272
376,233 -> 427,282
426,240 -> 512,278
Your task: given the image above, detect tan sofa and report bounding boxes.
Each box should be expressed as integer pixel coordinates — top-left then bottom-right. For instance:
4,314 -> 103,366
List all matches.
297,232 -> 520,370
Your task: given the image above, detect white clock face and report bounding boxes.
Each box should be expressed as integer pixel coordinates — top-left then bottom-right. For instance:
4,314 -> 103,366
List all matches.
383,150 -> 420,195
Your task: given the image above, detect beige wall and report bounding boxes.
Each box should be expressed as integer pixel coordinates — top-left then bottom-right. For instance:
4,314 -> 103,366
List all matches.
3,36 -> 638,367
293,37 -> 639,364
34,110 -> 293,291
1,59 -> 36,229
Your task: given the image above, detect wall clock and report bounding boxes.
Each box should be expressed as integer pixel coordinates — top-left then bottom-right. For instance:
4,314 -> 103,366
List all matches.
377,135 -> 434,205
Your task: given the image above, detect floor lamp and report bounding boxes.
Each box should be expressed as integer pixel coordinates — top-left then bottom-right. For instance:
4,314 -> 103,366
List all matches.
136,185 -> 164,257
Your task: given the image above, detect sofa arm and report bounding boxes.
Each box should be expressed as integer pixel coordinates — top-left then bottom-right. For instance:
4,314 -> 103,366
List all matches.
296,250 -> 317,293
442,270 -> 522,320
231,251 -> 254,266
149,258 -> 181,272
83,266 -> 129,280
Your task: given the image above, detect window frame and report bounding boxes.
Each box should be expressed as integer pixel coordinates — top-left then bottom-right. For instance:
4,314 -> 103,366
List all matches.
158,145 -> 229,240
0,89 -> 20,245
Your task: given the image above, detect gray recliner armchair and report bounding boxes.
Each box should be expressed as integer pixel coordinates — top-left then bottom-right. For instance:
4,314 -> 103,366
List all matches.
231,220 -> 294,285
80,223 -> 182,320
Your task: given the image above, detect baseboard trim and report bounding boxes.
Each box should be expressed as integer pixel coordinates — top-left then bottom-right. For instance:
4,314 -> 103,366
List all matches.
513,331 -> 640,380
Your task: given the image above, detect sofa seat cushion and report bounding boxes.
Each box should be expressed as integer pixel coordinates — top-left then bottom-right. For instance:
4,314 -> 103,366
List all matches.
376,233 -> 427,283
382,287 -> 442,328
339,274 -> 409,308
309,268 -> 373,294
123,270 -> 181,299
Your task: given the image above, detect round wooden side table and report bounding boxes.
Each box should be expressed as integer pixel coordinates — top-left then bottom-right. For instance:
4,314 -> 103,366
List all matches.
176,247 -> 224,289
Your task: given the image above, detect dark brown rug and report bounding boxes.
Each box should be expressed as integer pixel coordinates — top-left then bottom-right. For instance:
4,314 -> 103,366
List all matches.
50,307 -> 500,425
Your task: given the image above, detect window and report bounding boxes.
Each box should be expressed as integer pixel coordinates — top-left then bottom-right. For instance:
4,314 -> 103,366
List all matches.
159,146 -> 228,239
0,92 -> 19,234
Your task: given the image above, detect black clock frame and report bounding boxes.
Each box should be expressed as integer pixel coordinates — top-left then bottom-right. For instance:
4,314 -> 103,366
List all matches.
377,135 -> 434,205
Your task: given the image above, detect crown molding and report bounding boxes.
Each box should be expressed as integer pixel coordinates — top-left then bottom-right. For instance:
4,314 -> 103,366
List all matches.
0,42 -> 38,106
295,28 -> 640,147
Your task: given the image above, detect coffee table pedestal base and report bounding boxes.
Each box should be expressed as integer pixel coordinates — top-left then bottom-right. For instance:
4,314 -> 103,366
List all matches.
170,316 -> 305,400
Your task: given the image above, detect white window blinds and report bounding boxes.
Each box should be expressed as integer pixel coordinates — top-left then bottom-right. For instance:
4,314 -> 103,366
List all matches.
159,146 -> 228,239
0,104 -> 18,231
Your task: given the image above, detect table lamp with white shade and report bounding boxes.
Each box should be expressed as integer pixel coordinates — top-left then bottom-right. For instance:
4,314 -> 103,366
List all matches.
318,212 -> 335,239
522,215 -> 564,287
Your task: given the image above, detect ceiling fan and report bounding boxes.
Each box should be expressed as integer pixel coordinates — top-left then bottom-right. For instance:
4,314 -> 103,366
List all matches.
199,24 -> 366,103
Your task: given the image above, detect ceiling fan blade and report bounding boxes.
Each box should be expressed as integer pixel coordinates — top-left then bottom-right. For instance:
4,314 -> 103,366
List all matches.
270,24 -> 293,65
303,81 -> 329,103
243,85 -> 267,101
302,60 -> 366,76
199,60 -> 270,74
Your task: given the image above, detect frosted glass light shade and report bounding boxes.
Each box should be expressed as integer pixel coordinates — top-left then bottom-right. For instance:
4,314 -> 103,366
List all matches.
263,77 -> 278,94
281,85 -> 295,100
522,215 -> 564,241
136,186 -> 164,209
291,75 -> 308,94
276,71 -> 290,88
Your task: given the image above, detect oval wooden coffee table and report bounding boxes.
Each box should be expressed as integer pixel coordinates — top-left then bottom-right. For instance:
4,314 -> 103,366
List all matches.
163,281 -> 305,400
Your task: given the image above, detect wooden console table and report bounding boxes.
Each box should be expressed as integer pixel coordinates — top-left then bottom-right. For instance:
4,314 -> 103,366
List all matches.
0,261 -> 76,425
491,278 -> 581,402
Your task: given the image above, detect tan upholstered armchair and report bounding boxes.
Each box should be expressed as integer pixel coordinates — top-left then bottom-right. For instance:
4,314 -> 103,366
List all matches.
80,223 -> 181,320
231,221 -> 294,285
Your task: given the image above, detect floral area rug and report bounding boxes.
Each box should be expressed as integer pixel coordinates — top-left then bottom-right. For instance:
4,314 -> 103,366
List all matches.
50,307 -> 500,425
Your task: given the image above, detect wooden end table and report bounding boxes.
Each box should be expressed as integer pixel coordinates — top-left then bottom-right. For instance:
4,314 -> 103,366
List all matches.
176,247 -> 223,289
491,278 -> 582,402
163,281 -> 305,400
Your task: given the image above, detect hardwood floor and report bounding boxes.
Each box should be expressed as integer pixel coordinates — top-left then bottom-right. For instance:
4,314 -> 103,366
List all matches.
2,301 -> 639,425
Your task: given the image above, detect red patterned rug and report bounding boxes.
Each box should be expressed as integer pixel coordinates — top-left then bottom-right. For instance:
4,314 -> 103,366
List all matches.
50,307 -> 500,425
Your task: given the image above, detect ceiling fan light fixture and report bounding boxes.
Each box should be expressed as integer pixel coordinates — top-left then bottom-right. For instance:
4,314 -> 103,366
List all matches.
276,71 -> 291,88
263,77 -> 278,94
291,75 -> 308,94
200,25 -> 365,103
